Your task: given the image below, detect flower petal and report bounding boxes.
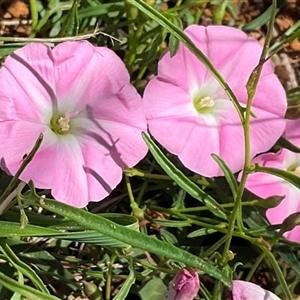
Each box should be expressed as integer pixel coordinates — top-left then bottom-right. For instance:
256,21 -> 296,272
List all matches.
0,43 -> 56,123
143,25 -> 287,177
52,41 -> 131,113
229,280 -> 281,300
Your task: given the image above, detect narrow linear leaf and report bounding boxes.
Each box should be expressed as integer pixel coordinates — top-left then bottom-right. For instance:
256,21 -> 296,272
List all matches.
169,15 -> 182,57
0,271 -> 60,300
276,245 -> 300,278
242,0 -> 284,30
143,133 -> 228,220
59,0 -> 79,37
127,0 -> 245,120
113,258 -> 135,300
0,239 -> 49,295
252,164 -> 300,189
211,154 -> 238,197
11,270 -> 22,300
23,190 -> 230,286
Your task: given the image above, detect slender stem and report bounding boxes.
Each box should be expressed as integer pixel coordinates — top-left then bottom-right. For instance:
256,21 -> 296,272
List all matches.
246,253 -> 265,281
105,253 -> 118,300
29,0 -> 38,35
0,30 -> 120,43
0,182 -> 26,215
212,2 -> 278,299
0,134 -> 43,206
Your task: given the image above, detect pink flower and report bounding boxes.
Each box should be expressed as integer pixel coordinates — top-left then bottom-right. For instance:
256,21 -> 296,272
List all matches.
245,149 -> 300,242
143,25 -> 286,177
162,269 -> 200,300
285,118 -> 300,147
228,280 -> 281,300
0,42 -> 147,207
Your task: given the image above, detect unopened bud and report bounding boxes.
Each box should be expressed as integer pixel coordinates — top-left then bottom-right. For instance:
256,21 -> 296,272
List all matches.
255,195 -> 285,208
162,268 -> 200,300
279,212 -> 300,235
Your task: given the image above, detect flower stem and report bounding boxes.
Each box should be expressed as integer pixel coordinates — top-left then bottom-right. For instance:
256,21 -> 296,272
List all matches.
212,1 -> 278,299
29,0 -> 38,36
105,252 -> 118,300
0,134 -> 43,209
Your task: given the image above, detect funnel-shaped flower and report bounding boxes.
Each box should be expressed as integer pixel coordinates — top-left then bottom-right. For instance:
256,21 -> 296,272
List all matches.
228,280 -> 281,300
0,42 -> 147,207
162,269 -> 200,300
143,25 -> 287,177
245,149 -> 300,242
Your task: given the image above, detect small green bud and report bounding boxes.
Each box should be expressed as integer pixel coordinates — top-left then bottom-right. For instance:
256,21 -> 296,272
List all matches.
82,281 -> 103,300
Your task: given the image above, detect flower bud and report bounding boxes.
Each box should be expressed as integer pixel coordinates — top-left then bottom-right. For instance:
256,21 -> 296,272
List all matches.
162,269 -> 200,300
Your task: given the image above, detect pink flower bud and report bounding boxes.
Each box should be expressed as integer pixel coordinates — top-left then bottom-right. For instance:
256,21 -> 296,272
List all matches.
162,269 -> 200,300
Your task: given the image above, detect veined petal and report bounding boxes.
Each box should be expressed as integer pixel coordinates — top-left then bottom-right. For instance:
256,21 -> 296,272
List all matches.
0,120 -> 48,173
52,42 -> 131,113
0,44 -> 56,123
229,280 -> 281,300
79,140 -> 123,201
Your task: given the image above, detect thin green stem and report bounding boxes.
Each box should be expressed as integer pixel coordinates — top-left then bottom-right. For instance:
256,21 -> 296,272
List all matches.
212,2 -> 278,298
246,253 -> 264,281
124,168 -> 210,186
0,134 -> 43,208
105,253 -> 118,300
29,0 -> 38,36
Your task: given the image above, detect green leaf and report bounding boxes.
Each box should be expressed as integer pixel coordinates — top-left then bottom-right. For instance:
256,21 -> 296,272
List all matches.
276,245 -> 300,278
0,213 -> 139,248
127,0 -> 245,120
22,187 -> 230,286
252,164 -> 300,189
143,133 -> 228,220
242,0 -> 284,30
138,277 -> 166,300
0,271 -> 60,300
7,239 -> 79,292
0,239 -> 49,295
11,271 -> 22,300
213,0 -> 229,25
211,154 -> 238,197
168,14 -> 182,57
58,0 -> 79,37
113,258 -> 135,300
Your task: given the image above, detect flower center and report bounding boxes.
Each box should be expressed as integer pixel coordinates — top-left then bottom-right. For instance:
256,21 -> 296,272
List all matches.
58,116 -> 71,132
193,95 -> 215,114
50,112 -> 77,135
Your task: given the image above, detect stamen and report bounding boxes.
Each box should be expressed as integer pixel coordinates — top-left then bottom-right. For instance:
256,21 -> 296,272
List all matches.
199,96 -> 215,108
58,116 -> 71,132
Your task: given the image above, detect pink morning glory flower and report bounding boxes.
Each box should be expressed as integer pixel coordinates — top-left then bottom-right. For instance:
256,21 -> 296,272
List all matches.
285,118 -> 300,147
0,42 -> 148,207
228,280 -> 281,300
245,149 -> 300,242
162,269 -> 200,300
143,25 -> 287,177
